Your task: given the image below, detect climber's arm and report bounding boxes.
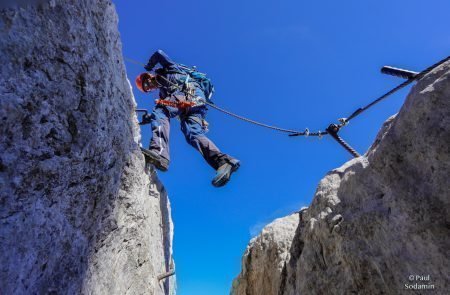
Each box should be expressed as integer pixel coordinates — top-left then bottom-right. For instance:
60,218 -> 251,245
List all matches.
145,50 -> 175,71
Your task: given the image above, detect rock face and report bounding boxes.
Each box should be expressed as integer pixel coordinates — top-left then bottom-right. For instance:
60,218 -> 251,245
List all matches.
232,214 -> 300,295
232,61 -> 450,295
0,1 -> 175,294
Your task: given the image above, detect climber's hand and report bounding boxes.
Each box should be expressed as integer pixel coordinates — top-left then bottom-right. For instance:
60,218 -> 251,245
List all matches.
144,64 -> 153,72
139,114 -> 152,125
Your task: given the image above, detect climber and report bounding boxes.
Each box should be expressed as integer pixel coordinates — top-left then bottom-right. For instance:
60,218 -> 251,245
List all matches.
135,49 -> 240,187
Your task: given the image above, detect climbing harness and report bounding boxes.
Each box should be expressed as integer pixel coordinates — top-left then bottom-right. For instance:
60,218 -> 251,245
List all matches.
128,55 -> 450,158
155,99 -> 196,109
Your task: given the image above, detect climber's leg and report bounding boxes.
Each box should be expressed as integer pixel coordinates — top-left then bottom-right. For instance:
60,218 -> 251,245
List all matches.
181,107 -> 239,186
145,106 -> 172,171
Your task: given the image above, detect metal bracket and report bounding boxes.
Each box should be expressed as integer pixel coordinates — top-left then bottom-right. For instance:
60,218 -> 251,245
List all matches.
326,124 -> 361,158
157,269 -> 175,281
381,66 -> 419,80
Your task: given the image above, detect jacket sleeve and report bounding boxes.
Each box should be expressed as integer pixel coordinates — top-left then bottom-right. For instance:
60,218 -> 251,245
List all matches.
145,50 -> 175,71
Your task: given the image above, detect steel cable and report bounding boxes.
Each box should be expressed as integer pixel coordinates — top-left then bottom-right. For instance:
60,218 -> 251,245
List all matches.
125,55 -> 450,137
344,55 -> 450,123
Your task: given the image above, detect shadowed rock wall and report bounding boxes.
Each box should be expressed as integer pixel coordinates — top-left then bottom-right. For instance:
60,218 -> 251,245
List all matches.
0,1 -> 175,294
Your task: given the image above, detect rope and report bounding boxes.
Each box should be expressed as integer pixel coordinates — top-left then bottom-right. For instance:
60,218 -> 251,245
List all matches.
124,55 -> 450,139
124,57 -> 147,67
150,68 -> 324,136
343,55 -> 450,124
204,101 -> 326,136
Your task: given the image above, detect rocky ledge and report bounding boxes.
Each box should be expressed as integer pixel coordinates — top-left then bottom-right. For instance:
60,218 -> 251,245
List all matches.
232,60 -> 450,295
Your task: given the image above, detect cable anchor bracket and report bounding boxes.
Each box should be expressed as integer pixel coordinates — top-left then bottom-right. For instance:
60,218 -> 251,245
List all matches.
326,124 -> 361,158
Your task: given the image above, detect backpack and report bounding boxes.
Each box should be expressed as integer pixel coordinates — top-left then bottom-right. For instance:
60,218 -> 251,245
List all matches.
161,64 -> 215,101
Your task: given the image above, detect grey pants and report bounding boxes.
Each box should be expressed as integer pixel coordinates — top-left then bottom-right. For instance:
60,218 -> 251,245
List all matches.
149,105 -> 238,170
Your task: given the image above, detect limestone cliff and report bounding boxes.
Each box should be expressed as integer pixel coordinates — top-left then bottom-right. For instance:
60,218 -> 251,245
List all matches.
232,61 -> 450,295
0,1 -> 175,294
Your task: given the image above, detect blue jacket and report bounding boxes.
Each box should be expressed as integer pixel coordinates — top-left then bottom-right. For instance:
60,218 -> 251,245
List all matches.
145,50 -> 194,99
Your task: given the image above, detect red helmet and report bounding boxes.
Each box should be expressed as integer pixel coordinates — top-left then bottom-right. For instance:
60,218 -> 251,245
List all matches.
135,73 -> 158,93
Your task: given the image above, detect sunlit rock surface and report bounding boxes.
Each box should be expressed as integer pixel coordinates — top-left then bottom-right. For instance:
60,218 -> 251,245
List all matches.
0,1 -> 175,294
232,61 -> 450,295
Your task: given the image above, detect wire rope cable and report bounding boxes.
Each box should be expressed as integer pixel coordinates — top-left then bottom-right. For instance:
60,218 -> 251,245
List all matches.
125,55 -> 450,137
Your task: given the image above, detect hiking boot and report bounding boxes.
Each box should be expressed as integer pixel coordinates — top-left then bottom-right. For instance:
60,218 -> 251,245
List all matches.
140,147 -> 169,172
212,161 -> 240,187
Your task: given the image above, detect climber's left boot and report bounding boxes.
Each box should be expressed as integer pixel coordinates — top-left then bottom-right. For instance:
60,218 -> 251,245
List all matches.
212,160 -> 240,187
140,147 -> 169,172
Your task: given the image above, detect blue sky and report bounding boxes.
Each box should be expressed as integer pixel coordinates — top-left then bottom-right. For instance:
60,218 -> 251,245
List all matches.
114,1 -> 449,294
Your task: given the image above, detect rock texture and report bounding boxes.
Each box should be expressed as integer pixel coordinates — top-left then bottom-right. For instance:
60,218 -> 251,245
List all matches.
232,214 -> 300,295
0,1 -> 175,294
232,61 -> 450,295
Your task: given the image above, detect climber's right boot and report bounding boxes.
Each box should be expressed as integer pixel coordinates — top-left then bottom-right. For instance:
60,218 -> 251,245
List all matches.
212,160 -> 240,187
140,147 -> 169,172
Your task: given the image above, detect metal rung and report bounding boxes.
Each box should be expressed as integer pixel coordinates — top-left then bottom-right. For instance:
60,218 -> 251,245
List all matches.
381,66 -> 419,79
157,270 -> 175,281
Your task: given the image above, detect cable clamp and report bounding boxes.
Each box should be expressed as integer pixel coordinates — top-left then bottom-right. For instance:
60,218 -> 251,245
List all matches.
318,131 -> 323,139
338,118 -> 348,126
304,128 -> 310,137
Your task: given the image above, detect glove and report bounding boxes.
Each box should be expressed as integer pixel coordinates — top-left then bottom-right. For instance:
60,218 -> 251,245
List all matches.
139,113 -> 152,125
144,64 -> 153,72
